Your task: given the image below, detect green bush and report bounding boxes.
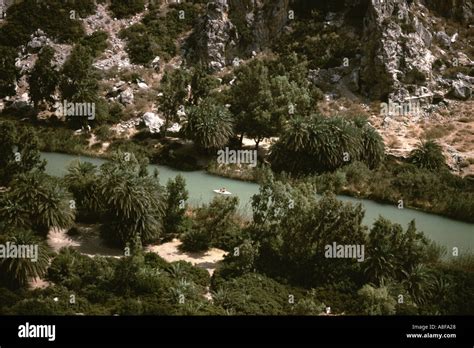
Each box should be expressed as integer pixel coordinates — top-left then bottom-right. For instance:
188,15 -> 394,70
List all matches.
179,228 -> 211,253
0,0 -> 88,47
109,0 -> 145,19
80,31 -> 108,58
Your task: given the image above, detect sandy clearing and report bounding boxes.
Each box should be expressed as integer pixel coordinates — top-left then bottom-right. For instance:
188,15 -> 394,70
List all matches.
47,228 -> 226,275
145,239 -> 227,276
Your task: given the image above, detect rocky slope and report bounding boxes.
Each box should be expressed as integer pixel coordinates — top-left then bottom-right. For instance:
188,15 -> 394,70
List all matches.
1,0 -> 473,174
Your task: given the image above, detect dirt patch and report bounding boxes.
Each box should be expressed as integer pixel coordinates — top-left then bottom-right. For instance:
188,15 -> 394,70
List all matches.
145,239 -> 227,275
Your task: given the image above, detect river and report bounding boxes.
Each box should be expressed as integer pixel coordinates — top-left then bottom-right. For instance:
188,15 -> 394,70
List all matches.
41,152 -> 473,254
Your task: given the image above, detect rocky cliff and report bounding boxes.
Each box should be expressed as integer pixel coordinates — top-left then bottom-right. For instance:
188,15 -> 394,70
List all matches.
190,0 -> 472,103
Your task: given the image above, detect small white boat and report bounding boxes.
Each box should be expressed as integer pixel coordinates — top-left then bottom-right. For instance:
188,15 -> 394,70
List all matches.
213,189 -> 232,195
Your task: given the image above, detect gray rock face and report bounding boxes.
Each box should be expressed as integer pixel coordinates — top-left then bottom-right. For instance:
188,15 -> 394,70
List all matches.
232,0 -> 290,53
119,87 -> 134,105
27,29 -> 51,51
450,79 -> 472,100
190,2 -> 237,72
435,31 -> 451,49
360,0 -> 436,99
189,0 -> 290,71
425,0 -> 473,24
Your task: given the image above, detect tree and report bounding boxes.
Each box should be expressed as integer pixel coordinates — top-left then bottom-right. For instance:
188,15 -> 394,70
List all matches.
158,69 -> 189,138
0,229 -> 50,289
250,171 -> 367,286
28,46 -> 59,109
359,123 -> 385,169
80,31 -> 108,58
98,152 -> 164,247
59,44 -> 98,128
409,140 -> 446,171
64,161 -> 101,221
357,284 -> 396,315
0,122 -> 45,186
270,115 -> 364,173
364,218 -> 431,286
8,172 -> 75,236
180,196 -> 240,252
190,65 -> 220,105
163,175 -> 189,237
402,264 -> 434,306
109,0 -> 145,19
183,98 -> 234,151
0,46 -> 19,98
230,59 -> 312,148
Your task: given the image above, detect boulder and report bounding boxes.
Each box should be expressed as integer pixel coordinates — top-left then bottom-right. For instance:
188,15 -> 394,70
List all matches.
449,80 -> 472,100
435,31 -> 451,48
142,112 -> 164,133
119,87 -> 134,105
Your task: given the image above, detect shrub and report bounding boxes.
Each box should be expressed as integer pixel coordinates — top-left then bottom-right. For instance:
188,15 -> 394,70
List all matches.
179,228 -> 211,253
80,31 -> 108,58
409,140 -> 446,171
109,0 -> 145,19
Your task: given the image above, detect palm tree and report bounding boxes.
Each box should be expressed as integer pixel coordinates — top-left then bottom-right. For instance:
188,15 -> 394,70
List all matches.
402,264 -> 434,305
409,140 -> 446,171
270,115 -> 363,173
64,161 -> 101,219
360,125 -> 385,169
0,229 -> 50,288
98,157 -> 164,247
0,195 -> 29,231
364,217 -> 400,285
183,98 -> 234,151
9,172 -> 75,236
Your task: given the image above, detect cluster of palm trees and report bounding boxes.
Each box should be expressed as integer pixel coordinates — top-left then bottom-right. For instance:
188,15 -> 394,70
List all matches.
0,150 -> 167,289
64,152 -> 165,247
269,115 -> 385,174
0,172 -> 73,288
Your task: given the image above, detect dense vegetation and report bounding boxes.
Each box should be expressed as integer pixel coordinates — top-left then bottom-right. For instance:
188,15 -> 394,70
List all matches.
0,1 -> 472,317
119,2 -> 204,64
0,124 -> 472,315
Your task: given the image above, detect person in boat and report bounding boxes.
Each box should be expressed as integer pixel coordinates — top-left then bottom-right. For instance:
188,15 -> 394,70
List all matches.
220,187 -> 227,193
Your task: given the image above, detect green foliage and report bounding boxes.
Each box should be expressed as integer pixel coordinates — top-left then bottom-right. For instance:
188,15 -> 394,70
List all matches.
270,115 -> 383,174
364,218 -> 433,288
157,69 -> 190,137
272,9 -> 360,69
409,140 -> 446,171
4,172 -> 75,236
183,98 -> 234,151
211,273 -> 294,315
0,122 -> 45,186
230,59 -> 313,146
190,65 -> 220,105
28,46 -> 59,109
0,46 -> 20,98
250,171 -> 367,287
0,0 -> 90,47
0,229 -> 50,289
356,284 -> 397,315
80,31 -> 109,58
180,196 -> 240,253
59,44 -> 99,105
47,248 -> 114,291
98,152 -> 164,247
64,161 -> 101,221
120,3 -> 202,64
36,126 -> 89,155
179,228 -> 211,253
109,0 -> 144,19
163,175 -> 189,238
